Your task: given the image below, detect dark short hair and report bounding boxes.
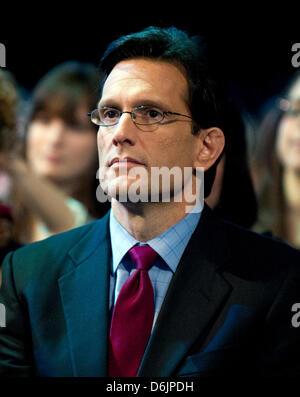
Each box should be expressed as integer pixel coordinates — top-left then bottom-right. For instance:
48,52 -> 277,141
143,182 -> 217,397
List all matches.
99,26 -> 235,196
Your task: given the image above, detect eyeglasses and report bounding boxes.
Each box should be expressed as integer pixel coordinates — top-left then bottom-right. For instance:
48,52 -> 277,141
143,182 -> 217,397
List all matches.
87,105 -> 193,127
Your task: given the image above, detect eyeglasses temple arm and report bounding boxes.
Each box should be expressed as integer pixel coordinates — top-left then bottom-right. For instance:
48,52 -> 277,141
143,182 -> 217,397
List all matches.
164,111 -> 193,120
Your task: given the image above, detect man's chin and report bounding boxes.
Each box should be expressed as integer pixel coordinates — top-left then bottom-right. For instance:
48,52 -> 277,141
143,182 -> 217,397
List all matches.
100,178 -> 152,203
100,179 -> 130,201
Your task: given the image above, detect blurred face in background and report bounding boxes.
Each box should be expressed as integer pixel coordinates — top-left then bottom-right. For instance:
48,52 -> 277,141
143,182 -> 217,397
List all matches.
276,80 -> 300,172
26,104 -> 98,184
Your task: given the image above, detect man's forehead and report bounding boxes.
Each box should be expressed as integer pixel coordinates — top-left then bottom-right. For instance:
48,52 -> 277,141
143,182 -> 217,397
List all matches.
100,58 -> 189,105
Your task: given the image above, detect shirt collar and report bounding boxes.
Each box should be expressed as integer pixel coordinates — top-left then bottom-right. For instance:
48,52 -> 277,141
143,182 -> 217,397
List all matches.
109,200 -> 202,274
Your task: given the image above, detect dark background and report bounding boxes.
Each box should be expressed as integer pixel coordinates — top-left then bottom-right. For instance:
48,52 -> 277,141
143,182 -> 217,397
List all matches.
1,8 -> 299,119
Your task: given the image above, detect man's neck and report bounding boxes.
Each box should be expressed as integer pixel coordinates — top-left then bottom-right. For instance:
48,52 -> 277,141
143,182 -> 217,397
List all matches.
111,199 -> 198,242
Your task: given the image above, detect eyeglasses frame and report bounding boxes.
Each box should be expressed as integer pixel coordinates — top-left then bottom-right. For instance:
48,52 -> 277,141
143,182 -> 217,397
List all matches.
87,105 -> 193,127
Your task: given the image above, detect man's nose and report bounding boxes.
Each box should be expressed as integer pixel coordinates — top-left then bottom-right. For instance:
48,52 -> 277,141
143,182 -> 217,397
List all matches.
111,112 -> 137,146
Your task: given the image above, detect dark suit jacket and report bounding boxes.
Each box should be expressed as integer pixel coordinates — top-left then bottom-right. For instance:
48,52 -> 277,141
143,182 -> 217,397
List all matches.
1,205 -> 300,377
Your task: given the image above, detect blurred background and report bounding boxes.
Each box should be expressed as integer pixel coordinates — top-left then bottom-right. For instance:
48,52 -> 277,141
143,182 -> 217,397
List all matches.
1,10 -> 298,118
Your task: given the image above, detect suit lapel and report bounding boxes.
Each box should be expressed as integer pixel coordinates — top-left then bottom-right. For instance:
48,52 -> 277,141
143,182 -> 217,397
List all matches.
58,212 -> 112,377
138,205 -> 233,376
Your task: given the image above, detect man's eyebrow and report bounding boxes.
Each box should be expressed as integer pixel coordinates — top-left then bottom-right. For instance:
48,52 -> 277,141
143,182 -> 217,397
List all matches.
97,98 -> 119,109
132,99 -> 171,110
97,98 -> 171,111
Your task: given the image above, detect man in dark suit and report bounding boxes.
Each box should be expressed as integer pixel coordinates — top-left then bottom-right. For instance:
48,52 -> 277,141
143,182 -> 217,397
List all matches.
1,26 -> 300,377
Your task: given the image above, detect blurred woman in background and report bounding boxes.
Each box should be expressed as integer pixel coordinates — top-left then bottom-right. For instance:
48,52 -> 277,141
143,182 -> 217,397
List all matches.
0,61 -> 110,244
253,71 -> 300,249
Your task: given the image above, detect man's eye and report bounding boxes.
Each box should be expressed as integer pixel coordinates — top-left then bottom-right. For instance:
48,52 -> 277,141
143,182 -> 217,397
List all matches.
100,108 -> 119,122
104,110 -> 118,118
136,107 -> 163,121
148,109 -> 160,118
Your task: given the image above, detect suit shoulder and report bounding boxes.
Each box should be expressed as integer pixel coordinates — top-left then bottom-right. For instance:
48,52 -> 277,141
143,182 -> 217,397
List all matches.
222,219 -> 300,270
3,215 -> 109,282
14,219 -> 97,255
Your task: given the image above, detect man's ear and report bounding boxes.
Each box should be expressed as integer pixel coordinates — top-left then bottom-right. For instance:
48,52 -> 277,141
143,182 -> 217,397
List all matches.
194,127 -> 225,171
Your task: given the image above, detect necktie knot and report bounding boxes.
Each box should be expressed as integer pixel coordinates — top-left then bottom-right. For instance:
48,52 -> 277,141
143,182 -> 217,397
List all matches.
129,245 -> 157,271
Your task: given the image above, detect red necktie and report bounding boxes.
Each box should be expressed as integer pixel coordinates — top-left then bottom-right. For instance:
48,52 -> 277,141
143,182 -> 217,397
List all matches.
108,245 -> 157,377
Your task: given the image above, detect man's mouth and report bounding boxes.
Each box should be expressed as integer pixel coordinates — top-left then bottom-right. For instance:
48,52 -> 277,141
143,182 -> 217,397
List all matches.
109,157 -> 144,167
